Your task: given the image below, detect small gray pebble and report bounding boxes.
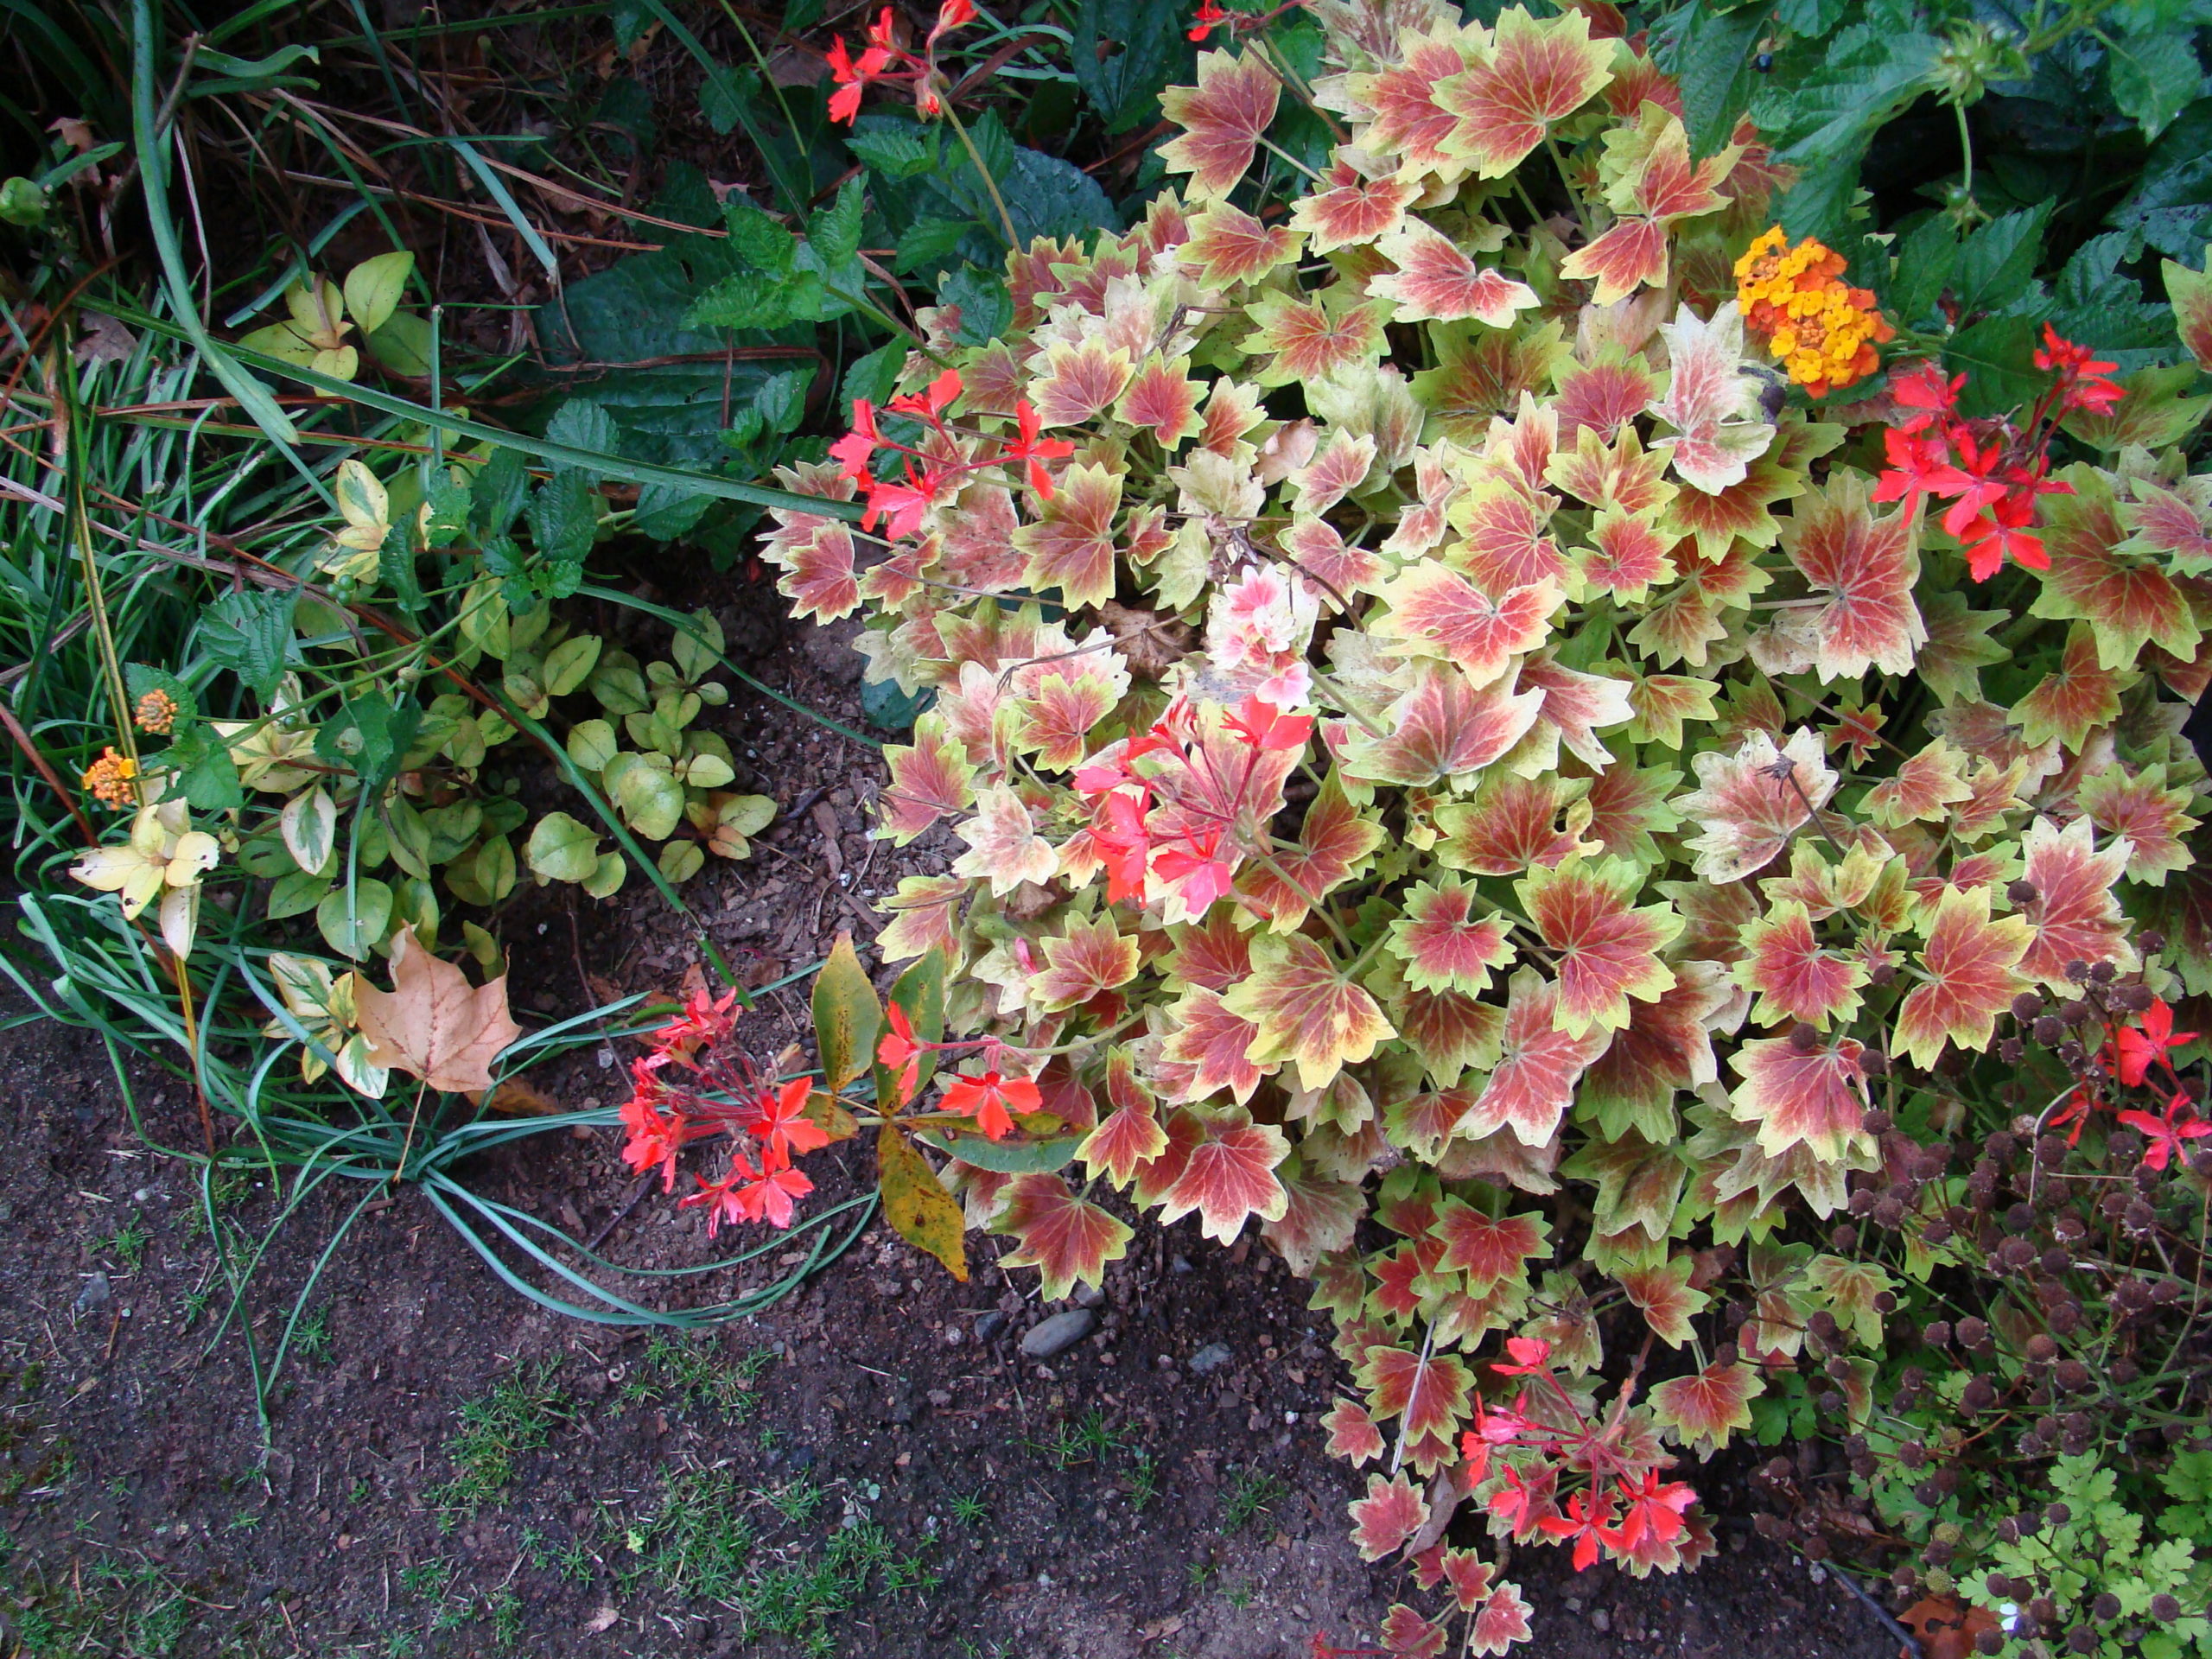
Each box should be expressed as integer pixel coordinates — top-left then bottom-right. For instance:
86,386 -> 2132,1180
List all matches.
1020,1308 -> 1096,1359
1073,1283 -> 1105,1309
973,1310 -> 1008,1342
1170,1254 -> 1194,1274
1188,1342 -> 1233,1376
74,1273 -> 111,1316
1591,1609 -> 1610,1634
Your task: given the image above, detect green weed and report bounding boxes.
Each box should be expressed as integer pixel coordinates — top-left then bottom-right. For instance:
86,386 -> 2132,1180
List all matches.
765,1472 -> 825,1523
1027,1407 -> 1126,1468
1126,1454 -> 1161,1513
948,1487 -> 988,1527
623,1333 -> 774,1417
3,1555 -> 191,1656
291,1303 -> 334,1365
426,1361 -> 568,1522
91,1211 -> 151,1272
1219,1466 -> 1285,1535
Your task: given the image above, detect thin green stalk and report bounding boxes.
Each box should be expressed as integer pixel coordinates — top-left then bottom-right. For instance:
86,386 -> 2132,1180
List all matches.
941,101 -> 1020,249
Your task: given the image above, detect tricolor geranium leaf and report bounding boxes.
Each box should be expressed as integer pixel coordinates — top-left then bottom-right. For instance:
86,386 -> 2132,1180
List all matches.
1649,1360 -> 1763,1452
950,784 -> 1058,896
1150,1105 -> 1290,1244
2009,623 -> 2135,753
2031,467 -> 2202,670
1617,1255 -> 1710,1347
1370,221 -> 1539,326
1349,1470 -> 1432,1561
1893,885 -> 2033,1069
2013,815 -> 2135,989
1264,1153 -> 1366,1275
1646,302 -> 1774,495
1358,1339 -> 1474,1445
2079,764 -> 2201,886
1427,1199 -> 1549,1294
1224,933 -> 1397,1092
1677,727 -> 1838,883
1324,1396 -> 1388,1465
991,1171 -> 1133,1301
1386,876 -> 1517,995
1159,987 -> 1268,1105
1434,4 -> 1614,179
1726,1032 -> 1870,1163
1764,470 -> 1924,682
1735,897 -> 1868,1029
1030,912 -> 1141,1012
878,712 -> 975,846
1461,968 -> 1615,1147
1011,461 -> 1122,609
1157,50 -> 1281,198
1517,855 -> 1683,1036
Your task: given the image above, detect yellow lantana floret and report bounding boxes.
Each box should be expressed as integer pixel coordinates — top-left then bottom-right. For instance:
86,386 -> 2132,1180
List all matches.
1732,226 -> 1894,397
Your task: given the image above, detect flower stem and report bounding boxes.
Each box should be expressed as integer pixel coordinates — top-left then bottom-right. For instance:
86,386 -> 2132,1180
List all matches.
942,102 -> 1020,250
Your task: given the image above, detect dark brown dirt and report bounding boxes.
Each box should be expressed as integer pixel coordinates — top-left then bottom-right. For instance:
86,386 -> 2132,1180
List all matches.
0,580 -> 1903,1658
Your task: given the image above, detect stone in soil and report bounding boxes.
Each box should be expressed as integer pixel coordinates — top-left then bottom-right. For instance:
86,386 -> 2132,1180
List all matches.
1188,1342 -> 1233,1376
1020,1308 -> 1096,1358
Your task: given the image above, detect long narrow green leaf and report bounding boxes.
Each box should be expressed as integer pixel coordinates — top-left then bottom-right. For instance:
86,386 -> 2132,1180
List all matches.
447,136 -> 559,278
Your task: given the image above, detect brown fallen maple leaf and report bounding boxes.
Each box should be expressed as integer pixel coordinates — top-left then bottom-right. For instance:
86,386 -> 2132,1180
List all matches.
354,928 -> 524,1094
1899,1595 -> 2000,1659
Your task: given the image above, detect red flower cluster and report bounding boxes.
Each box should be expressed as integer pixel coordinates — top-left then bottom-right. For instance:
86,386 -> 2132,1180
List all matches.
2046,995 -> 2212,1173
875,1002 -> 1045,1137
830,369 -> 1073,540
828,1 -> 976,124
1460,1338 -> 1703,1575
1872,327 -> 2121,582
618,987 -> 831,1236
1074,693 -> 1313,918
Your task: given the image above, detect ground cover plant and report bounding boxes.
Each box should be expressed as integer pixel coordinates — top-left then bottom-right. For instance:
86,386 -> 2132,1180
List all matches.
6,0 -> 2212,1653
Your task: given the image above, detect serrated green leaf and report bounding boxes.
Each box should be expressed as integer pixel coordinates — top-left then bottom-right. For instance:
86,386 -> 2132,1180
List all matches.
1661,1 -> 1771,159
1071,0 -> 1195,133
847,123 -> 940,178
2107,23 -> 2203,142
1953,203 -> 2051,317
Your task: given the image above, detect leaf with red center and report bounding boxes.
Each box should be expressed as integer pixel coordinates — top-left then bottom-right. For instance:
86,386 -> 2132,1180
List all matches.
1518,653 -> 1637,770
1599,102 -> 1733,222
1114,355 -> 1203,448
1574,508 -> 1675,602
1247,286 -> 1386,386
1584,763 -> 1682,864
1158,987 -> 1267,1104
1166,910 -> 1251,992
1436,5 -> 1614,177
1077,1059 -> 1168,1187
2011,623 -> 2134,752
1417,1546 -> 1496,1611
1241,772 -> 1386,928
1451,477 -> 1570,593
1560,217 -> 1669,308
1727,1032 -> 1869,1160
878,713 -> 975,845
1472,1585 -> 1535,1655
991,1171 -> 1133,1301
770,520 -> 860,621
1018,667 -> 1125,772
1358,1340 -> 1474,1443
1370,221 -> 1540,325
1334,663 -> 1545,788
1344,23 -> 1486,173
1158,50 -> 1280,198
1263,1154 -> 1364,1274
1031,913 -> 1141,1013
2016,815 -> 2135,989
1389,985 -> 1507,1087
1518,855 -> 1681,1037
1223,933 -> 1395,1092
2119,476 -> 2212,575
1030,338 -> 1134,429
1916,589 -> 2008,706
1462,968 -> 1614,1146
1154,1106 -> 1289,1243
1863,739 -> 1972,830
1128,1103 -> 1205,1207
1410,320 -> 1575,443
1378,1604 -> 1450,1659
1432,772 -> 1586,877
1678,726 -> 1837,883
1894,885 -> 2033,1068
1181,200 -> 1297,287
1547,420 -> 1675,513
1577,961 -> 1726,1141
2031,468 -> 2201,670
1324,1396 -> 1387,1465
1661,445 -> 1809,566
1350,1471 -> 1431,1561
1369,1240 -> 1440,1321
2080,763 -> 2201,885
1291,159 -> 1420,251
1618,1255 -> 1710,1346
950,784 -> 1058,896
1647,302 -> 1774,494
1388,877 -> 1516,995
1774,471 -> 1925,681
1735,898 -> 1867,1029
937,484 -> 1026,591
1282,518 -> 1388,602
1291,431 -> 1380,518
1649,1360 -> 1764,1452
1372,568 -> 1559,686
876,873 -> 966,964
1013,461 -> 1122,608
1427,1198 -> 1549,1294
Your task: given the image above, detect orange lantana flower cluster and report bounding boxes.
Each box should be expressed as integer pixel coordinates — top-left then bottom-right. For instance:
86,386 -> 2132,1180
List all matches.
1733,226 -> 1893,397
80,746 -> 139,810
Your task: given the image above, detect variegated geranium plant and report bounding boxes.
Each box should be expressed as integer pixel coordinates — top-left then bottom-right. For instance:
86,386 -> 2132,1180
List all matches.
713,4 -> 2212,1649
